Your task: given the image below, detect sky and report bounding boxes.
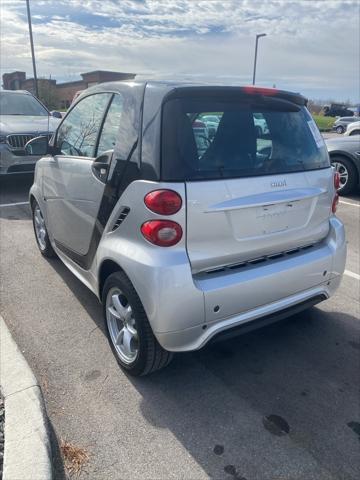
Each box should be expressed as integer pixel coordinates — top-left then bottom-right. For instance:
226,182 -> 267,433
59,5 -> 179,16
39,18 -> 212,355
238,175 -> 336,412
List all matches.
0,0 -> 359,102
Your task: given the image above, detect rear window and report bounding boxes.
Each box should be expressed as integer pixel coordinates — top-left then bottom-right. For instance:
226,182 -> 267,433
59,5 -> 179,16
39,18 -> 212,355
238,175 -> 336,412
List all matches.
161,96 -> 330,181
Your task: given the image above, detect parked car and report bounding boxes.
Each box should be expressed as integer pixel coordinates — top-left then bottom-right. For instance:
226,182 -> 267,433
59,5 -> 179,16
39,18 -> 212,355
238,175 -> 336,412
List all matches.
344,121 -> 360,137
27,82 -> 346,376
332,116 -> 360,134
323,104 -> 354,117
326,136 -> 360,194
0,90 -> 61,175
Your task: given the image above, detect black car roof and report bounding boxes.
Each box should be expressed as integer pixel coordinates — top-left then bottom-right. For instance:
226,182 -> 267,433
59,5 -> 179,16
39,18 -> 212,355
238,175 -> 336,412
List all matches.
82,80 -> 308,107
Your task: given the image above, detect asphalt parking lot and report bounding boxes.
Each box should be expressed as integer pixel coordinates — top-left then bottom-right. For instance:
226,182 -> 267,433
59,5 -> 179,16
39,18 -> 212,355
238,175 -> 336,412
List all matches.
0,174 -> 359,480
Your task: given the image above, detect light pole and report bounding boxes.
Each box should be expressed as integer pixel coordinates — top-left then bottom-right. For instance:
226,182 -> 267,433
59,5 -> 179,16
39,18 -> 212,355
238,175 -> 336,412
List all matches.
26,0 -> 39,98
252,33 -> 267,85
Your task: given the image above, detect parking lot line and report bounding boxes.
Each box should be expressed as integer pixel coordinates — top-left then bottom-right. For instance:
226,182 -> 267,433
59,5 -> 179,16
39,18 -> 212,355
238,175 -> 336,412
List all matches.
0,201 -> 29,208
339,200 -> 360,208
344,269 -> 360,280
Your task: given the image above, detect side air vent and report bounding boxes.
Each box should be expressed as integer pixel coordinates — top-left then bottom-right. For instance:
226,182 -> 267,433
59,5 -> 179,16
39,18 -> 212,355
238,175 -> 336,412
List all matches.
112,207 -> 130,231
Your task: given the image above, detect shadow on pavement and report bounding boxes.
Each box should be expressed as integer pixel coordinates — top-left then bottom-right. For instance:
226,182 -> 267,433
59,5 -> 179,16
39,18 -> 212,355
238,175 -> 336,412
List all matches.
132,309 -> 359,479
0,174 -> 33,220
48,419 -> 67,480
45,255 -> 360,479
0,173 -> 33,200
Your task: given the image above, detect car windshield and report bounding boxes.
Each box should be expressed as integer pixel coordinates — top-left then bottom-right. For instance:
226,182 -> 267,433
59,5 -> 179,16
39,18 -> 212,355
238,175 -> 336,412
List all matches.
161,95 -> 330,181
0,92 -> 48,116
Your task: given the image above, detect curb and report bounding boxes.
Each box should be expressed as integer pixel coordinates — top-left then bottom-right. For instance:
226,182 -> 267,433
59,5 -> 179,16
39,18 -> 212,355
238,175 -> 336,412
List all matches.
0,316 -> 53,480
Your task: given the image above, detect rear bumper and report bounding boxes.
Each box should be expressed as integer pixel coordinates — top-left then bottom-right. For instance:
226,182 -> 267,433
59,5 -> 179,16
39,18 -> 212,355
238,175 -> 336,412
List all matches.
154,216 -> 346,351
156,278 -> 341,351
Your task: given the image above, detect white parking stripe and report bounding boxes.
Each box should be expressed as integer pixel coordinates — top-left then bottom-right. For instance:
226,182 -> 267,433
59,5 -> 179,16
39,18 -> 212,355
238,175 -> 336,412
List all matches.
344,270 -> 360,280
0,201 -> 29,208
339,200 -> 360,208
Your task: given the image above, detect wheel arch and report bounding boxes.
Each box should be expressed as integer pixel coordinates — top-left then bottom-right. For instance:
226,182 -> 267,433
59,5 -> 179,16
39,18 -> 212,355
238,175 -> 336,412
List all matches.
98,259 -> 126,300
349,130 -> 360,136
29,193 -> 37,209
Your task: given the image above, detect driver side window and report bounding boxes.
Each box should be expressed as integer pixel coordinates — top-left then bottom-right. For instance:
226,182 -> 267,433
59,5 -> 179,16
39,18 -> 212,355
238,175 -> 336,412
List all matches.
56,93 -> 111,157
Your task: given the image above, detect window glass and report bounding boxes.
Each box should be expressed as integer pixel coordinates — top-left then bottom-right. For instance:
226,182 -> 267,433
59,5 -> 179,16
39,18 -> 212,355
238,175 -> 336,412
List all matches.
56,93 -> 111,157
0,92 -> 48,116
161,98 -> 329,181
97,94 -> 123,156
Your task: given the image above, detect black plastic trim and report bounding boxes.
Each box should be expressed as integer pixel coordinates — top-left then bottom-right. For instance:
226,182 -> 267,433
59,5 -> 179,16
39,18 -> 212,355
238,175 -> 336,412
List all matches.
162,86 -> 307,107
210,294 -> 327,345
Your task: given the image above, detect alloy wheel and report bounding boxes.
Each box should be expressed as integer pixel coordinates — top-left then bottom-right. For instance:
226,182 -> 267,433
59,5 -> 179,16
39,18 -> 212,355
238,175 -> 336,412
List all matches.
33,205 -> 47,250
106,287 -> 139,364
332,161 -> 349,190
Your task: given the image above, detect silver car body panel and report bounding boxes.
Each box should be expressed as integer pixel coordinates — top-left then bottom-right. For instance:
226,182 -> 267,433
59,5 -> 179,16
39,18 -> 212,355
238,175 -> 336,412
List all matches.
29,80 -> 346,352
185,169 -> 333,273
43,156 -> 106,255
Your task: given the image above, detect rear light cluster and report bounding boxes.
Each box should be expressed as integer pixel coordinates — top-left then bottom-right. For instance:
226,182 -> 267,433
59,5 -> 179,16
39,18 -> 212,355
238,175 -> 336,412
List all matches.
242,86 -> 278,96
144,189 -> 182,215
334,171 -> 341,190
332,172 -> 340,213
141,220 -> 182,247
141,190 -> 183,247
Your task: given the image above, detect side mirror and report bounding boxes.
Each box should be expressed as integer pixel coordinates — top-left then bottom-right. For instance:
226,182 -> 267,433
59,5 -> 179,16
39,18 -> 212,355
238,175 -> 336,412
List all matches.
25,136 -> 49,156
51,111 -> 62,119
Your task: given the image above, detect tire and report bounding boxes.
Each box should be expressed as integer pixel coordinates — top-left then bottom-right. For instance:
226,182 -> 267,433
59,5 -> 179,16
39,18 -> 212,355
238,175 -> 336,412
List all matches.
331,156 -> 358,195
31,200 -> 56,257
102,271 -> 173,376
336,125 -> 344,134
349,130 -> 360,136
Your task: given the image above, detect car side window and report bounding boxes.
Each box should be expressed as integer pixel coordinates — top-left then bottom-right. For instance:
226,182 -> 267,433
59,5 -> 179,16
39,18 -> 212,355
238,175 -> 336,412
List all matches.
96,94 -> 124,156
56,93 -> 111,157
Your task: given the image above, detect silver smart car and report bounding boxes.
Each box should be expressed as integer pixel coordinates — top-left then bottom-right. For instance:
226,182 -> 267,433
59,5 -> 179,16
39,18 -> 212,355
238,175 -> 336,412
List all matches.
27,81 -> 346,376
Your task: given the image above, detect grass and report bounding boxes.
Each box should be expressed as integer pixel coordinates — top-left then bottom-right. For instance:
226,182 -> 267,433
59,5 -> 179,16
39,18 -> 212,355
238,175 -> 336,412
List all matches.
312,114 -> 335,132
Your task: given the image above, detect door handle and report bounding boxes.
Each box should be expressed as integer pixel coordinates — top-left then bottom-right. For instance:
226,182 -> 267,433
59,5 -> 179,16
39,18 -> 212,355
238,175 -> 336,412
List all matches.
92,161 -> 109,182
93,162 -> 109,173
92,150 -> 114,183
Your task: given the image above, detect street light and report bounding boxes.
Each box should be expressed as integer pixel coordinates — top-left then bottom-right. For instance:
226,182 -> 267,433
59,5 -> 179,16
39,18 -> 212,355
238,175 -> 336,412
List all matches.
26,0 -> 39,98
252,33 -> 267,85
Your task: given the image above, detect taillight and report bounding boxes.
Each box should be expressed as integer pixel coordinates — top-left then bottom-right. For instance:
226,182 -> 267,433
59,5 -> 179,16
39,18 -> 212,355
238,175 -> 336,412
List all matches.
144,190 -> 182,215
332,193 -> 339,213
242,86 -> 278,96
334,171 -> 340,190
141,220 -> 182,247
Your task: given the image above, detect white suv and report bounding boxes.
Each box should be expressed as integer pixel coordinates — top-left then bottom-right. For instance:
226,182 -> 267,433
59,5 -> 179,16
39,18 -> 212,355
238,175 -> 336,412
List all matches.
27,82 -> 346,376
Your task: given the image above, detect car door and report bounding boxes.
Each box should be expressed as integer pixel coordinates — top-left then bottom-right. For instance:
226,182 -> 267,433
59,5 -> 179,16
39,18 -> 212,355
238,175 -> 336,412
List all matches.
44,92 -> 124,266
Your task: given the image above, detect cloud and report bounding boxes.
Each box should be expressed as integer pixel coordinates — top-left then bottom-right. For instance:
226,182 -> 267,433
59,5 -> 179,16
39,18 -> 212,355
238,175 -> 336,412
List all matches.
0,0 -> 359,101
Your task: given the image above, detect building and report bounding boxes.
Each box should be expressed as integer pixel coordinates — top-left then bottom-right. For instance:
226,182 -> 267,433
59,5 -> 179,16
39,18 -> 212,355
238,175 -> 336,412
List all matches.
2,70 -> 136,110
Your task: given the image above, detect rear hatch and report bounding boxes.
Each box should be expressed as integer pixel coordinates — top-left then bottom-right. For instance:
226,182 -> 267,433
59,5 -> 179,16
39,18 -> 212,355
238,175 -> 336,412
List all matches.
161,87 -> 333,274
